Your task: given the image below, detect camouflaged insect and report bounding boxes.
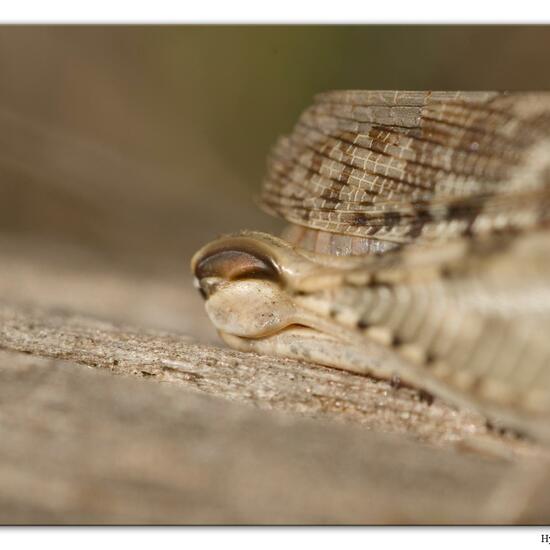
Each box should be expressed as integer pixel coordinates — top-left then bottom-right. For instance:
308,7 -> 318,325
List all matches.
192,91 -> 550,443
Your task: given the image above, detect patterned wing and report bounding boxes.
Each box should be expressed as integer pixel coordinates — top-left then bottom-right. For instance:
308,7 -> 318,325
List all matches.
261,91 -> 550,247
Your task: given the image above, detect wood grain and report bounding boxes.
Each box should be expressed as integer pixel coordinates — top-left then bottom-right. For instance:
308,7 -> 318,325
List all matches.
0,301 -> 521,450
0,347 -> 547,524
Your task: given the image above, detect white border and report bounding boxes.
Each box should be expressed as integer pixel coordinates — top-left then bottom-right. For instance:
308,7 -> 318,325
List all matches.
1,0 -> 550,23
0,526 -> 547,550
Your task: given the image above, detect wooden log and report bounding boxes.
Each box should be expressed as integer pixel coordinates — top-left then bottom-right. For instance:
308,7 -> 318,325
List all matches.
0,301 -> 526,451
0,348 -> 546,524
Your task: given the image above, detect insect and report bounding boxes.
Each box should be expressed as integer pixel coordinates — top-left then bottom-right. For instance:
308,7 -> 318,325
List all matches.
191,91 -> 550,443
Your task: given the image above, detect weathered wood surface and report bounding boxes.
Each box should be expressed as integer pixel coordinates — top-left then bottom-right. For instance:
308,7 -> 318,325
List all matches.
0,348 -> 547,525
0,302 -> 527,451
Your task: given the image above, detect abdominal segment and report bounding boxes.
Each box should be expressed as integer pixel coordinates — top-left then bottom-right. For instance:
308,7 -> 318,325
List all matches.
220,325 -> 405,380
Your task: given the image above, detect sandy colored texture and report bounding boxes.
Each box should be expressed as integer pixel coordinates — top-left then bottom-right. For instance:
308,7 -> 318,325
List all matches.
0,348 -> 547,525
0,301 -> 519,451
0,235 -> 216,341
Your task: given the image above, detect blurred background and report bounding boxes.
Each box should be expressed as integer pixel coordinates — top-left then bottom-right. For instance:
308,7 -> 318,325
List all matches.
2,25 -> 550,339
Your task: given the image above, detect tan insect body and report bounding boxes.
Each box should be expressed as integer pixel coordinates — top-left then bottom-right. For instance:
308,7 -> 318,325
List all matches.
192,91 -> 550,442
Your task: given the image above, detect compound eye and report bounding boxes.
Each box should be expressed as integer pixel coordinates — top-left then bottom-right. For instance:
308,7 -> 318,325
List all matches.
194,247 -> 280,283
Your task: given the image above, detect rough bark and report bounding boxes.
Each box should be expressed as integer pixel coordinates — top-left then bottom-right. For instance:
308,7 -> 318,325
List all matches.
0,348 -> 547,524
0,302 -> 531,453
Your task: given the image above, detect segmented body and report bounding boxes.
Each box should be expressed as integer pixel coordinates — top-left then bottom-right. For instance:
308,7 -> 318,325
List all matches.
192,91 -> 550,442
